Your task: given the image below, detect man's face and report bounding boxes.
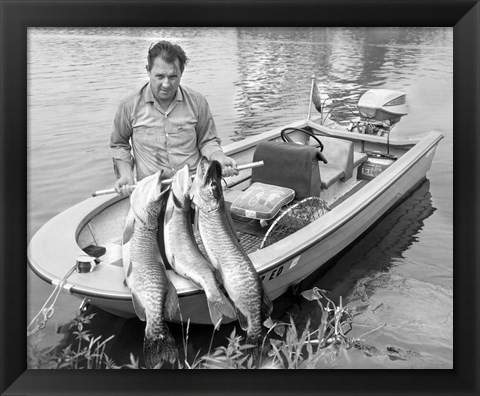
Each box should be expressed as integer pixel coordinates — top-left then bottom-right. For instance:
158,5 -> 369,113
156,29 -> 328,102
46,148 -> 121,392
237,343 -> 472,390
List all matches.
147,56 -> 182,104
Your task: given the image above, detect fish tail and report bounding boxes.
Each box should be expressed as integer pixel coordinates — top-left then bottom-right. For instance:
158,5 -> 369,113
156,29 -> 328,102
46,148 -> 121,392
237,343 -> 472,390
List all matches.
244,334 -> 268,360
244,319 -> 271,359
143,329 -> 178,368
207,291 -> 237,327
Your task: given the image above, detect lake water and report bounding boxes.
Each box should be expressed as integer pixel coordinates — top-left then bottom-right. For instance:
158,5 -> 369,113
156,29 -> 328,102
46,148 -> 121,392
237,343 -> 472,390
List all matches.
27,27 -> 453,369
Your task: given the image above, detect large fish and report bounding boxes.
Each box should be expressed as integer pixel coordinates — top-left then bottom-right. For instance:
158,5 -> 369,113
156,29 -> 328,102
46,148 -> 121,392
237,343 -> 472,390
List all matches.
122,170 -> 179,368
191,158 -> 273,349
163,165 -> 236,327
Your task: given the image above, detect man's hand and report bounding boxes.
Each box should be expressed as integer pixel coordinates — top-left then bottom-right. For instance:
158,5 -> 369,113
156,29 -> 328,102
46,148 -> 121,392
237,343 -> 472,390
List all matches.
113,159 -> 135,196
114,175 -> 135,197
210,151 -> 238,177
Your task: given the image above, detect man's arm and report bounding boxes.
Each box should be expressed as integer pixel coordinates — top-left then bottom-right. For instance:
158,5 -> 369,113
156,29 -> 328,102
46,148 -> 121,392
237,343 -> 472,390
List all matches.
113,159 -> 135,196
110,101 -> 136,196
195,96 -> 238,177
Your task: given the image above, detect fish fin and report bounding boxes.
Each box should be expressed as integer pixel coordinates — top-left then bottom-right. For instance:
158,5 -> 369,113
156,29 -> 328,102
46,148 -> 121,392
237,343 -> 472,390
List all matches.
207,300 -> 223,329
164,280 -> 180,321
131,292 -> 146,322
236,308 -> 249,331
143,328 -> 178,368
122,211 -> 135,244
261,290 -> 274,319
207,291 -> 237,326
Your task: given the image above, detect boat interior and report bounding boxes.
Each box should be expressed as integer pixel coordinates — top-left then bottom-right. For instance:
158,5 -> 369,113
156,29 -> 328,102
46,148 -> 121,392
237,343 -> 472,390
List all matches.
223,127 -> 391,254
77,121 -> 412,265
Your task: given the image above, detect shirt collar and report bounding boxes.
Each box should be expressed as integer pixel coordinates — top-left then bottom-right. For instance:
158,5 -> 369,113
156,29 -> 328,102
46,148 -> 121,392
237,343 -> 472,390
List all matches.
144,83 -> 184,104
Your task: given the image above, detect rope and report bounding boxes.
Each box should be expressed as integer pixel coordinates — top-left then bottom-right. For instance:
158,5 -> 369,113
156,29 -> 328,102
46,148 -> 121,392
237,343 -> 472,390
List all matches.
27,264 -> 77,337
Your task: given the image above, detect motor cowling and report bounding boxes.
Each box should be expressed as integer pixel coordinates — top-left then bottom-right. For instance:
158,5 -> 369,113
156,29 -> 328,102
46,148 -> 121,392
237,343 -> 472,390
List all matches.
357,89 -> 408,124
347,89 -> 408,136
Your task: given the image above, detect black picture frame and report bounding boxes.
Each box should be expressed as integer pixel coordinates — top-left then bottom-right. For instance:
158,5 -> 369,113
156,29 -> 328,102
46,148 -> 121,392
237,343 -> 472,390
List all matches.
1,0 -> 478,395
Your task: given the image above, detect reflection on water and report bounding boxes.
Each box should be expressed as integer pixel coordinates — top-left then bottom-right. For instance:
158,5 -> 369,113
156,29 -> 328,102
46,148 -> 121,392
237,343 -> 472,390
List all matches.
293,179 -> 436,293
273,179 -> 453,368
27,27 -> 452,368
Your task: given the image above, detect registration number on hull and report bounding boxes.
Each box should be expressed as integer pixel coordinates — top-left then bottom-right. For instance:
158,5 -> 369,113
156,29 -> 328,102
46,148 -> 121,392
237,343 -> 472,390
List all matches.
260,265 -> 284,282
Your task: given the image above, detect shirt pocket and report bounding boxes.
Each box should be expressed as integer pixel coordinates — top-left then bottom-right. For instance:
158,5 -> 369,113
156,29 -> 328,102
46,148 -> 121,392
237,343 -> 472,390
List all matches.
132,126 -> 162,150
174,124 -> 197,154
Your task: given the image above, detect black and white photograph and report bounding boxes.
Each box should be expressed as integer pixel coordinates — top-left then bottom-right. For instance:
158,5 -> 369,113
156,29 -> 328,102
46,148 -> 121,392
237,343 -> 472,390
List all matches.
25,26 -> 454,370
1,0 -> 479,392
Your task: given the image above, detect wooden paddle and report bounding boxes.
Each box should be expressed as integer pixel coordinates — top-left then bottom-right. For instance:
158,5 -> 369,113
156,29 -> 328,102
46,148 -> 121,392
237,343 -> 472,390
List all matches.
92,161 -> 264,197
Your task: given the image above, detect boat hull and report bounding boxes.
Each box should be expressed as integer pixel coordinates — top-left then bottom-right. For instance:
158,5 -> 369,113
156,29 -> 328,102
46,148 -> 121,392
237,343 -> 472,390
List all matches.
27,119 -> 443,324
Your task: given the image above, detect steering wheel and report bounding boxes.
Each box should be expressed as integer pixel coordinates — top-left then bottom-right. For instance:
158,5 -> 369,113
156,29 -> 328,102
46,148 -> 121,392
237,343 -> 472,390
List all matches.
280,127 -> 324,152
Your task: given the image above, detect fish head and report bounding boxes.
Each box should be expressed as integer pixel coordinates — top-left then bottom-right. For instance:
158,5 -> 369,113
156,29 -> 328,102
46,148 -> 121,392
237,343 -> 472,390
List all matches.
171,164 -> 192,210
130,170 -> 169,228
191,158 -> 223,212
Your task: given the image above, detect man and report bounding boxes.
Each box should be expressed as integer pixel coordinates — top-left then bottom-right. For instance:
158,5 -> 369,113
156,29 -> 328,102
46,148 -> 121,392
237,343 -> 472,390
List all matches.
110,40 -> 238,196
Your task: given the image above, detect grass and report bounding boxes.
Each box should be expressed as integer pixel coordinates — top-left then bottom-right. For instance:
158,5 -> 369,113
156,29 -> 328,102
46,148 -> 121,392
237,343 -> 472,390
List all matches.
27,287 -> 387,369
28,313 -> 117,369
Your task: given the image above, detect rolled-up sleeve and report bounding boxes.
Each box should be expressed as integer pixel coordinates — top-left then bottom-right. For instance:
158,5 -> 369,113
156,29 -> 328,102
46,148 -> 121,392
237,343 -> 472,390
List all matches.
195,96 -> 223,160
110,100 -> 134,166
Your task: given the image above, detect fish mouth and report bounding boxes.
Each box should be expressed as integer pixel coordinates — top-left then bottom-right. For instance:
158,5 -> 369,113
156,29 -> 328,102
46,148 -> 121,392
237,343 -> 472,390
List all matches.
205,160 -> 222,184
129,170 -> 170,228
171,165 -> 191,207
190,157 -> 208,202
130,170 -> 164,216
204,160 -> 223,202
197,157 -> 209,183
190,158 -> 223,206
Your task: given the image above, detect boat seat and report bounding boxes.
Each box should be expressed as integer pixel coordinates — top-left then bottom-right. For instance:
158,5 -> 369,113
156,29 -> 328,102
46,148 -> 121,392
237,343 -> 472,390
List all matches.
320,167 -> 345,189
228,140 -> 323,222
353,151 -> 368,168
251,140 -> 322,199
319,136 -> 354,189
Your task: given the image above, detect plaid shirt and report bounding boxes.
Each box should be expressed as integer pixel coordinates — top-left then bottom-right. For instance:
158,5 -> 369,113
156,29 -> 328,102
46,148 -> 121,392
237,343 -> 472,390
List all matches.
110,83 -> 223,181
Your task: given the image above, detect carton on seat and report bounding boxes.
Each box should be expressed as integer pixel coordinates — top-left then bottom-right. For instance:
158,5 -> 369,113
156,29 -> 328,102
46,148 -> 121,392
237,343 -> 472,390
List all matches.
230,182 -> 295,221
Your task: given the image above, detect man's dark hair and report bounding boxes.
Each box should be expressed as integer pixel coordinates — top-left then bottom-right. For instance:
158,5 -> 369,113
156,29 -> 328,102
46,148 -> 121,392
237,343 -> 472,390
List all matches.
147,41 -> 189,73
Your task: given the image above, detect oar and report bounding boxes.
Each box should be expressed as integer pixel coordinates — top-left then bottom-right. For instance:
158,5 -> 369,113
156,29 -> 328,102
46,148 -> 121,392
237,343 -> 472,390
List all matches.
92,160 -> 264,197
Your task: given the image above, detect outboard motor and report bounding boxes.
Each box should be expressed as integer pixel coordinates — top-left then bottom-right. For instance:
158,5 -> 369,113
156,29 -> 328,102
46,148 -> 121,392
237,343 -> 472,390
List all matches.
348,89 -> 408,136
353,90 -> 408,180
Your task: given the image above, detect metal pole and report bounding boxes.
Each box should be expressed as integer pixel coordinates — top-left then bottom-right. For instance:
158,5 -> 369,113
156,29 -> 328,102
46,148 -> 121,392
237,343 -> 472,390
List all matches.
307,75 -> 315,120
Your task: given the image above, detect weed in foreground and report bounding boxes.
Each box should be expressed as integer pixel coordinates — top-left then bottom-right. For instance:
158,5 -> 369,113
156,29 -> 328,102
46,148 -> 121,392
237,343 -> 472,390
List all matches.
28,313 -> 116,369
28,288 -> 394,369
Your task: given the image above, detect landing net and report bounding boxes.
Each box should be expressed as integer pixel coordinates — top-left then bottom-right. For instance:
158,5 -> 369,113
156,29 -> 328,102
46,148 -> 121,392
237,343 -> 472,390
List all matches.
260,196 -> 330,249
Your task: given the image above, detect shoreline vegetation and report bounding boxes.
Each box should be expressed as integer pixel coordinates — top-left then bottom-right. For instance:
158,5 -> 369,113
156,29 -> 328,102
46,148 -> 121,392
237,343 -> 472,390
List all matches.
27,287 -> 414,369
